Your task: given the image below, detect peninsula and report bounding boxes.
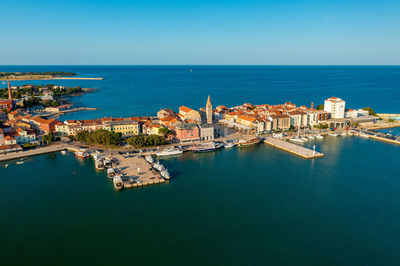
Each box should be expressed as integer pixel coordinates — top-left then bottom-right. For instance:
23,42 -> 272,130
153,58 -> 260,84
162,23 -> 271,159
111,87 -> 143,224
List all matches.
0,72 -> 103,81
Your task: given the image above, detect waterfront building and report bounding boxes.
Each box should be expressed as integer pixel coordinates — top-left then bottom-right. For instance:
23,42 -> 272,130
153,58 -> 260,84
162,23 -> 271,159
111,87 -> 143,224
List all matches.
175,123 -> 200,142
31,118 -> 59,133
44,104 -> 72,113
199,124 -> 214,141
206,95 -> 213,124
55,122 -> 69,135
324,97 -> 346,119
288,111 -> 303,129
0,144 -> 22,154
14,128 -> 36,144
4,136 -> 17,145
179,106 -> 201,123
237,115 -> 256,127
269,114 -> 291,131
351,115 -> 377,126
103,120 -> 140,137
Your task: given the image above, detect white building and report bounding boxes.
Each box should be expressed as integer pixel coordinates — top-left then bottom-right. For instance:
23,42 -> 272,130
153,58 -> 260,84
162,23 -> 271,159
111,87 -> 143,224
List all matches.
324,97 -> 345,119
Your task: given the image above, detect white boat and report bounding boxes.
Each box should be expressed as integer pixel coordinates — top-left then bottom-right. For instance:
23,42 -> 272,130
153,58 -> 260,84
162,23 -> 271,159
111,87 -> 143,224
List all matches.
153,161 -> 162,171
107,168 -> 116,178
223,142 -> 235,148
306,135 -> 315,139
328,133 -> 339,137
103,159 -> 112,168
75,151 -> 89,158
289,138 -> 304,143
145,155 -> 155,163
61,150 -> 67,155
5,164 -> 9,168
16,161 -> 24,165
156,147 -> 183,157
359,133 -> 370,138
340,132 -> 348,137
95,159 -> 105,170
113,175 -> 123,190
160,169 -> 170,180
315,134 -> 324,139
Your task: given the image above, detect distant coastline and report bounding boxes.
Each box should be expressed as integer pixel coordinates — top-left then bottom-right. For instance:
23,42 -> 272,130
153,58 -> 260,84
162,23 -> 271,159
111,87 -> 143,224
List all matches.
0,71 -> 103,81
0,76 -> 104,81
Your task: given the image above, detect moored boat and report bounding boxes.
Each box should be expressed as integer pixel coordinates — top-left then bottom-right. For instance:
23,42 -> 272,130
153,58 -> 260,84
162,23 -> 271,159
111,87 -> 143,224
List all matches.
113,175 -> 123,190
156,147 -> 183,157
61,150 -> 67,155
223,141 -> 235,148
107,168 -> 116,178
75,151 -> 89,158
289,137 -> 304,143
328,132 -> 339,137
95,159 -> 105,170
160,169 -> 170,180
193,142 -> 217,152
315,134 -> 324,139
238,138 -> 260,147
145,154 -> 155,163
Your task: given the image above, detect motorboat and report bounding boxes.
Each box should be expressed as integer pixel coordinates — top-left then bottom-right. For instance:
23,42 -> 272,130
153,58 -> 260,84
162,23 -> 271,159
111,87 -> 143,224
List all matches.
61,150 -> 67,155
156,147 -> 183,157
107,168 -> 116,178
223,141 -> 235,148
193,142 -> 217,152
238,138 -> 260,147
145,154 -> 155,163
113,175 -> 123,190
95,159 -> 105,170
75,150 -> 89,158
315,134 -> 324,139
328,132 -> 339,137
289,137 -> 304,143
160,169 -> 170,180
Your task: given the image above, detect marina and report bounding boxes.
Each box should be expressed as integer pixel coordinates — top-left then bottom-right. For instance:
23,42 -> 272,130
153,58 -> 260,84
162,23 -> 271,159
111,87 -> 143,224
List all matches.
264,137 -> 324,159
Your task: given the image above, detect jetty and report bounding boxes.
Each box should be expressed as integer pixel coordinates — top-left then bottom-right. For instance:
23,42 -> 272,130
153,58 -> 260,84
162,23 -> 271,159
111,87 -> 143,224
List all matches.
114,155 -> 165,189
263,137 -> 324,159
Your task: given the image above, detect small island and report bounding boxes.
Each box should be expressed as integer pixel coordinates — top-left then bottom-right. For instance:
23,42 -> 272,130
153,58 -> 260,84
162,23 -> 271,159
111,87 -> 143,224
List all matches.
0,72 -> 103,81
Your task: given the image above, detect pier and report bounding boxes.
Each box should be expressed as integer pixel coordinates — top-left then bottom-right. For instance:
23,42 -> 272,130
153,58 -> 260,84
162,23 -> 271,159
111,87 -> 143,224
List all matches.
263,137 -> 324,159
114,155 -> 165,189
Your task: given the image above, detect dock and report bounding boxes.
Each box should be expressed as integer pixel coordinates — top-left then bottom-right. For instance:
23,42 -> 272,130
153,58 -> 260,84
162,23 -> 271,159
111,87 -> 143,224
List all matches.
263,137 -> 324,159
114,155 -> 165,189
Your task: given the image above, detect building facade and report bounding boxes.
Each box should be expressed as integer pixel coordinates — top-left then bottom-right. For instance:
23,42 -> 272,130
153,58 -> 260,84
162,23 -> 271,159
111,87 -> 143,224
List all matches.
324,97 -> 345,119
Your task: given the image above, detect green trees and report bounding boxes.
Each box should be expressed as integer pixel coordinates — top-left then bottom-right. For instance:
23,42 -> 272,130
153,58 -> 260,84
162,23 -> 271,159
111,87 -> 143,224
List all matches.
316,104 -> 324,110
23,97 -> 42,108
43,132 -> 54,144
362,107 -> 376,116
158,127 -> 172,136
75,130 -> 122,146
127,135 -> 165,147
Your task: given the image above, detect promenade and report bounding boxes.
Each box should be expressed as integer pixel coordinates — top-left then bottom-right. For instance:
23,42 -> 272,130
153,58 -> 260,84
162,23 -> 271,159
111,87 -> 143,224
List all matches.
0,144 -> 68,162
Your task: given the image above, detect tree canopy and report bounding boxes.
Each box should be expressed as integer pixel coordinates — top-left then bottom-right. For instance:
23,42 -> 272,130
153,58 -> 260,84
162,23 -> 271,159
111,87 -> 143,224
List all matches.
75,130 -> 122,146
127,134 -> 165,147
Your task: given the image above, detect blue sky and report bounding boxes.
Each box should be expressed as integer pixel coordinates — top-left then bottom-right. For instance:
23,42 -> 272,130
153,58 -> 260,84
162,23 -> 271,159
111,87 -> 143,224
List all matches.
0,0 -> 399,65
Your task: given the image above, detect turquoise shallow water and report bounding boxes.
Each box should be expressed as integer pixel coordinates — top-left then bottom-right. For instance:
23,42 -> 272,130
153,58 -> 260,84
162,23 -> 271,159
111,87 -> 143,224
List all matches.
0,136 -> 399,265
